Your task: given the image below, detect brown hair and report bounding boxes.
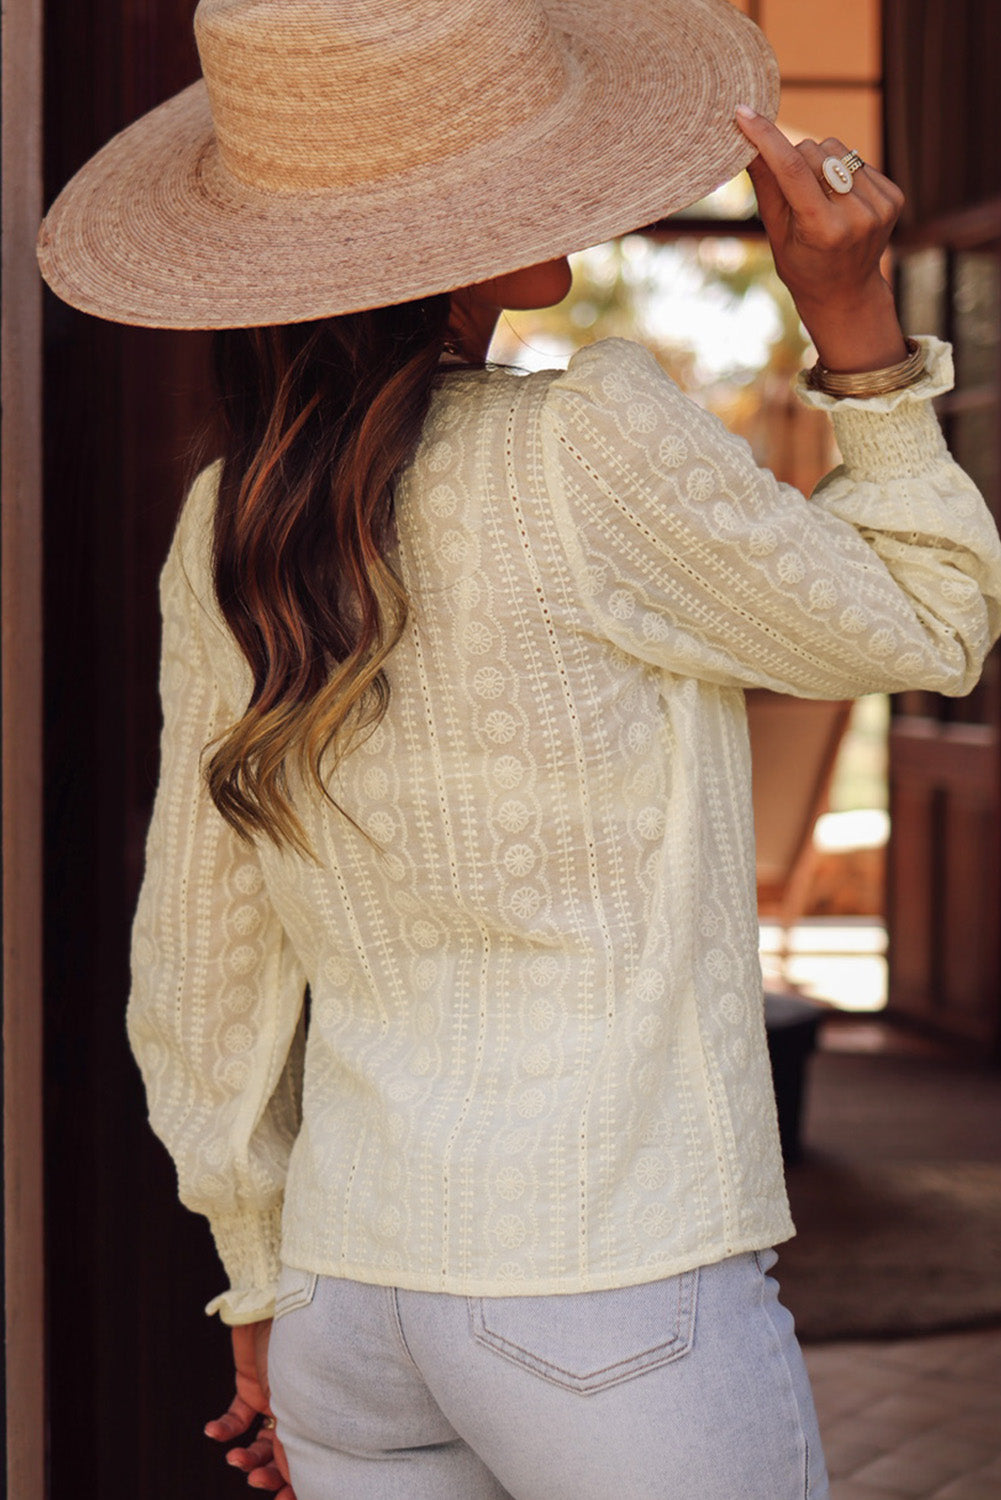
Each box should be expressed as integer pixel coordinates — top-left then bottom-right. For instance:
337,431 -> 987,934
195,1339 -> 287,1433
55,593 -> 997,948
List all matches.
207,294 -> 454,854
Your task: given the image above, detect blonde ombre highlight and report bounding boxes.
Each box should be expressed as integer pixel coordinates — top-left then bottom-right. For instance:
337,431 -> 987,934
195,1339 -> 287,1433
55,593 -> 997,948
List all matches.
207,296 -> 453,853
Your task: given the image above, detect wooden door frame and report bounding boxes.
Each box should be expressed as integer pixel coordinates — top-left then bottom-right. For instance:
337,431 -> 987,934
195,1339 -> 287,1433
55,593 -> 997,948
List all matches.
2,0 -> 46,1495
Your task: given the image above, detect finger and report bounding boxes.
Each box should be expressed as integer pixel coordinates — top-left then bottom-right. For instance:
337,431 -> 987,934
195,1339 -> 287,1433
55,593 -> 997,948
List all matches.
744,149 -> 792,231
205,1395 -> 259,1442
246,1461 -> 287,1491
226,1438 -> 275,1472
272,1432 -> 292,1485
797,140 -> 881,215
735,107 -> 829,217
806,138 -> 902,223
799,139 -> 899,230
858,161 -> 906,213
816,143 -> 905,217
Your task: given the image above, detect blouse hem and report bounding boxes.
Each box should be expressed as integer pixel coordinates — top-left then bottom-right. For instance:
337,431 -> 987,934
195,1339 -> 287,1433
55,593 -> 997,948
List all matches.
275,1217 -> 797,1298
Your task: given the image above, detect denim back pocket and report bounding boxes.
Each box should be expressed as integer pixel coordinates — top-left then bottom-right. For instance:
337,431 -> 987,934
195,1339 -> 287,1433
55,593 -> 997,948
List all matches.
469,1269 -> 699,1394
273,1266 -> 319,1322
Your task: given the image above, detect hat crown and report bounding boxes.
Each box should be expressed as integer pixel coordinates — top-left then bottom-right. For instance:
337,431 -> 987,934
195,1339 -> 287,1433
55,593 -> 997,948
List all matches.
195,0 -> 569,191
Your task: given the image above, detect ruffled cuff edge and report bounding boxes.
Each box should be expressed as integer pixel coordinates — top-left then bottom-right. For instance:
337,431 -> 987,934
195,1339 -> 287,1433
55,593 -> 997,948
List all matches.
205,1286 -> 277,1326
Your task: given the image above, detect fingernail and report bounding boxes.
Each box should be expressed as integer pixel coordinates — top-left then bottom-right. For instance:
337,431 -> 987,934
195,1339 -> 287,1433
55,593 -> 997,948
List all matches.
735,104 -> 757,120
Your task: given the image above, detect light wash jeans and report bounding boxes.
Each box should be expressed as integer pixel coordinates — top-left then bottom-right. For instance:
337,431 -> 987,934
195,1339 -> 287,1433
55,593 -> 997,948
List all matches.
267,1248 -> 830,1500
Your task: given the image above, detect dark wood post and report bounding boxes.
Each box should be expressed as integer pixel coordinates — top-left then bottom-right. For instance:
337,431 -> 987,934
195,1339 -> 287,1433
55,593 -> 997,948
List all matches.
3,0 -> 45,1493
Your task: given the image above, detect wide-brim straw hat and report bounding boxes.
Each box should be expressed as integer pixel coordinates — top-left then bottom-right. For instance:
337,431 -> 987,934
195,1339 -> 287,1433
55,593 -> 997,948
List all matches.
38,0 -> 779,330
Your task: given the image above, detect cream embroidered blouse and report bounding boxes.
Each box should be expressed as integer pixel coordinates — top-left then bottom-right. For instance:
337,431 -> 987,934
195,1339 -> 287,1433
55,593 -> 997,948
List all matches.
127,336 -> 1001,1324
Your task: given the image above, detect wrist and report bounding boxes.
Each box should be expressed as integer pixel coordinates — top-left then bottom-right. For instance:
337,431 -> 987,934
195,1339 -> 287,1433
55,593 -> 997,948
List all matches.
806,337 -> 926,399
796,280 -> 907,374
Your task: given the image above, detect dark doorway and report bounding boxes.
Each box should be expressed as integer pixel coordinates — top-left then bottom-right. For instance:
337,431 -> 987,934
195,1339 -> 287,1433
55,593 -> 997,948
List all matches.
42,4 -> 234,1494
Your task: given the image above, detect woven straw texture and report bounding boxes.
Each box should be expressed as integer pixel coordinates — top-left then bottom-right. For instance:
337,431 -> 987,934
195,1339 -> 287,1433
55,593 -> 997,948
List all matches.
37,0 -> 779,328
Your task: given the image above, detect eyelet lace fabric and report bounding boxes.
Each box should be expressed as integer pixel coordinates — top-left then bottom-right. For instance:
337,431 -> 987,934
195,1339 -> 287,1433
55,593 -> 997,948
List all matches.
128,336 -> 1001,1324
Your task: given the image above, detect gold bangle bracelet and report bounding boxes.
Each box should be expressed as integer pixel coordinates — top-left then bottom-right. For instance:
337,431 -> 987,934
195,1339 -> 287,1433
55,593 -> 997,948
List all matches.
806,338 -> 927,399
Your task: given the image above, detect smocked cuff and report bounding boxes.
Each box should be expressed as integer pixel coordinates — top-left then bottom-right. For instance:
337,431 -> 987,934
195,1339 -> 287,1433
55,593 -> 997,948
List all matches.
203,1205 -> 284,1325
794,337 -> 954,482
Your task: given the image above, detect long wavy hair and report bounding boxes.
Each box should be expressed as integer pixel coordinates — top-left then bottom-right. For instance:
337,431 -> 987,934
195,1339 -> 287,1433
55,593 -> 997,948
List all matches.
206,293 -> 455,855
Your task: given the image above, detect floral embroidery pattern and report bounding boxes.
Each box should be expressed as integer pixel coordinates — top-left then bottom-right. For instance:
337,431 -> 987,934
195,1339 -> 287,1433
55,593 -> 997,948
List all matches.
127,335 -> 998,1319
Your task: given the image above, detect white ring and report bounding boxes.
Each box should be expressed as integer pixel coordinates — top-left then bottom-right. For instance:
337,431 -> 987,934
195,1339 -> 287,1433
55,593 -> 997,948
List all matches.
822,156 -> 854,195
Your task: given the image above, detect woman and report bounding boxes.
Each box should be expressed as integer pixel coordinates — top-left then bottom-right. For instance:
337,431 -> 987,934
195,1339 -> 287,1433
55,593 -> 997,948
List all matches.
38,1 -> 1001,1497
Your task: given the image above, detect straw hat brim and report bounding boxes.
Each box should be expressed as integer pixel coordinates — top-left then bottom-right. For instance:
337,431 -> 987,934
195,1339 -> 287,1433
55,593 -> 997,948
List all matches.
38,0 -> 779,329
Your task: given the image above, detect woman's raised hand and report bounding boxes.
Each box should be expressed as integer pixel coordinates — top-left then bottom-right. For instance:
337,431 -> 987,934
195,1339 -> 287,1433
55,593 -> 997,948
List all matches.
734,106 -> 908,374
204,1321 -> 296,1497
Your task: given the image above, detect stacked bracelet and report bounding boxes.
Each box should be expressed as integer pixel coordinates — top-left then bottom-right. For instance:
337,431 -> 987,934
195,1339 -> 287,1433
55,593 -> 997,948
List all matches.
806,337 -> 927,399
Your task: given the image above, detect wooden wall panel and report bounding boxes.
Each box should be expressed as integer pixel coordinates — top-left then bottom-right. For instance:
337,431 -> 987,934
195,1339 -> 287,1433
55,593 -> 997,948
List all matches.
887,721 -> 1000,1050
941,796 -> 999,1022
760,0 -> 881,80
886,780 -> 935,1009
778,85 -> 883,168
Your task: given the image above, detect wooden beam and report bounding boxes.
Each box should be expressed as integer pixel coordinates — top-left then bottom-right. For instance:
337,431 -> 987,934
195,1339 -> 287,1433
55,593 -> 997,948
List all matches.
895,196 -> 1001,251
890,719 -> 999,801
1,0 -> 45,1496
642,216 -> 767,239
